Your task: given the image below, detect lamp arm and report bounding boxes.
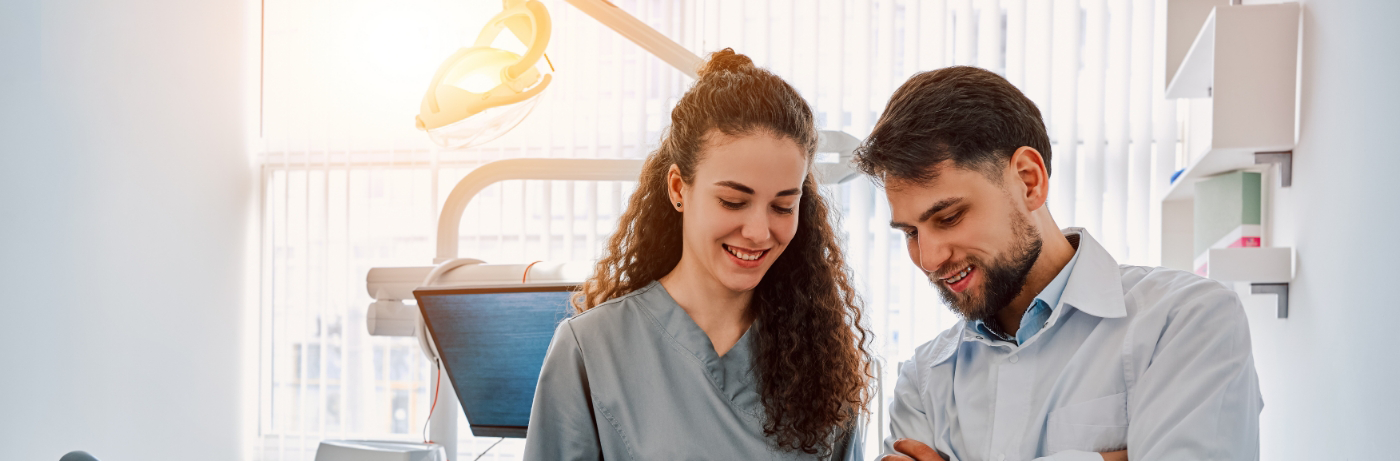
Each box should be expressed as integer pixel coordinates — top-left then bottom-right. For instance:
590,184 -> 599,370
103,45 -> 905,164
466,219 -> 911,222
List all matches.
556,1 -> 865,183
565,0 -> 704,79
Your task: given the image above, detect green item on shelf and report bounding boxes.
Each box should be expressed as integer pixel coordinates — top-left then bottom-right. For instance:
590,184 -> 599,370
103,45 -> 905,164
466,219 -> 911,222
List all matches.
1192,171 -> 1262,275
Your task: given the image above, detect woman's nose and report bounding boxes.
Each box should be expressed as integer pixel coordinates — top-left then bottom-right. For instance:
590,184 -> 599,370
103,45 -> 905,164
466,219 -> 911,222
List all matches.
741,209 -> 772,244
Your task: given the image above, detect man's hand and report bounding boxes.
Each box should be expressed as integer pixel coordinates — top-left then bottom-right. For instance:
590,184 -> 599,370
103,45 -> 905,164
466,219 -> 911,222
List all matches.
1099,450 -> 1127,461
881,439 -> 1129,461
880,439 -> 944,461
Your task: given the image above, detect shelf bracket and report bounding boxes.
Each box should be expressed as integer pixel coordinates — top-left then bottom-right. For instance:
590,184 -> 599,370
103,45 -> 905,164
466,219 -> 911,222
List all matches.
1254,150 -> 1292,187
1251,283 -> 1289,318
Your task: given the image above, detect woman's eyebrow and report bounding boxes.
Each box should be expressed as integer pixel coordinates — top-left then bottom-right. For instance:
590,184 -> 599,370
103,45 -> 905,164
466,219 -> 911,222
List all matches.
714,180 -> 754,194
714,180 -> 801,197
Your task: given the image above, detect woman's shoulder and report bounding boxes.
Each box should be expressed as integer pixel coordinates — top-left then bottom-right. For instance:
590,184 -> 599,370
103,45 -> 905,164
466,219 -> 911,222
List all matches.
565,281 -> 664,334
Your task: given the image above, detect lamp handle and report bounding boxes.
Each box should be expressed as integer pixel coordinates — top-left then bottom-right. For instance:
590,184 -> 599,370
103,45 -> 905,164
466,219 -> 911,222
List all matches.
473,0 -> 552,81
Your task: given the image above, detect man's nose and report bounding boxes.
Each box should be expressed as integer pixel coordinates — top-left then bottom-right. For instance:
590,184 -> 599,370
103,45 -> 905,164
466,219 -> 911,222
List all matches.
916,232 -> 952,275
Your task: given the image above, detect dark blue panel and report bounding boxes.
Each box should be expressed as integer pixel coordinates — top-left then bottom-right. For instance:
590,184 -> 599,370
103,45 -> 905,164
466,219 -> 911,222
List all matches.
416,288 -> 574,438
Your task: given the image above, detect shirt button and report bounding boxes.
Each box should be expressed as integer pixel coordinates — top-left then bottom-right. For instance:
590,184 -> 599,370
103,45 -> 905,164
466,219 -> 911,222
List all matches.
1008,355 -> 1019,364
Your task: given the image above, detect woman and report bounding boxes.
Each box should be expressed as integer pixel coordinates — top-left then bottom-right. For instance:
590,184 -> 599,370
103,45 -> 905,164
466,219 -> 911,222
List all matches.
523,48 -> 872,460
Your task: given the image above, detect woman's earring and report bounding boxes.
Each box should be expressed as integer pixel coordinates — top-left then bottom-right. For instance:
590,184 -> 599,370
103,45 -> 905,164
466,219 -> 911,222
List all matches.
675,201 -> 682,210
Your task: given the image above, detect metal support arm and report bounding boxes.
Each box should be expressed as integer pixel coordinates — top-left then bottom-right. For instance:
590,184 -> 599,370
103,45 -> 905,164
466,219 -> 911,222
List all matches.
1254,150 -> 1292,187
1250,282 -> 1289,318
435,158 -> 644,263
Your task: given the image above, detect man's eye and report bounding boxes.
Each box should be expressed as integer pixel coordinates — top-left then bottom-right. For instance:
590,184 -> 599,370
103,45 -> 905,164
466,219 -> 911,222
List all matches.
719,199 -> 744,210
940,211 -> 963,226
902,228 -> 918,240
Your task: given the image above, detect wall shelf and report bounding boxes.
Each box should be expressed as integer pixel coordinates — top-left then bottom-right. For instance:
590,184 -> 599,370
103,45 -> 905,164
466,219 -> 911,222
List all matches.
1159,2 -> 1301,318
1161,148 -> 1282,202
1159,3 -> 1299,202
1205,247 -> 1293,318
1204,247 -> 1294,284
1165,3 -> 1299,101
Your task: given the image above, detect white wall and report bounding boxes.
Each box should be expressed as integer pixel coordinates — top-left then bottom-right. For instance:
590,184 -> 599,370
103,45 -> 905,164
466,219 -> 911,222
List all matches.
1242,0 -> 1400,459
0,1 -> 256,460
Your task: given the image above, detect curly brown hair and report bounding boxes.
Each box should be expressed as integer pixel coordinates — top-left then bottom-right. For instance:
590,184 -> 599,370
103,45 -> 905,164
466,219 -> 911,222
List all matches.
571,48 -> 874,456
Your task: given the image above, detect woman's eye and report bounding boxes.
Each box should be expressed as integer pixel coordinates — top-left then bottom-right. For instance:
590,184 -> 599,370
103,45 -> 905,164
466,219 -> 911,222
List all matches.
719,199 -> 745,210
772,205 -> 795,215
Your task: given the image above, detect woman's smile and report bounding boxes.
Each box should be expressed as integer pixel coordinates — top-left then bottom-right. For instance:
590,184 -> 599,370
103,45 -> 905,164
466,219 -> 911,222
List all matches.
722,243 -> 769,268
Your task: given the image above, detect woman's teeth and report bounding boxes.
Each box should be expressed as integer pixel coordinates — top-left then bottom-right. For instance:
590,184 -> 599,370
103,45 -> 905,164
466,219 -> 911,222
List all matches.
943,265 -> 973,284
725,245 -> 764,261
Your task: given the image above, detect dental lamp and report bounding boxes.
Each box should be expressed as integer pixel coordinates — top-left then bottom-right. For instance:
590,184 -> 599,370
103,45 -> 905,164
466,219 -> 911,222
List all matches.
352,2 -> 866,458
416,0 -> 553,149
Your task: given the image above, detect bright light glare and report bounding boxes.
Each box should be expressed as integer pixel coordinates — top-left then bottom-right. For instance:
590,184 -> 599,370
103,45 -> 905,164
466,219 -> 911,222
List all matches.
457,70 -> 502,94
447,48 -> 523,94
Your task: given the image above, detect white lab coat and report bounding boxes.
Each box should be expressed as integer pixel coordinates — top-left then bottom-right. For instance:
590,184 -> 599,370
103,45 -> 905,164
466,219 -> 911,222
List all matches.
882,229 -> 1263,461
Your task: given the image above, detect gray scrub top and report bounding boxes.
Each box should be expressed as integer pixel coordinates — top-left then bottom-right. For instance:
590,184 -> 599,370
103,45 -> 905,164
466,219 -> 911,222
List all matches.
522,280 -> 861,461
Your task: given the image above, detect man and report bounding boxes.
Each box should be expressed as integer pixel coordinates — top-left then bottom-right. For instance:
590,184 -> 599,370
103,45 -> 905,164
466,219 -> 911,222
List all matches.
854,66 -> 1263,461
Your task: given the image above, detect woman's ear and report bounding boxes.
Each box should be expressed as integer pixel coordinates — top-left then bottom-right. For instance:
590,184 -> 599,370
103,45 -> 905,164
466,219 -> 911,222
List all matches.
1009,146 -> 1049,211
667,164 -> 685,210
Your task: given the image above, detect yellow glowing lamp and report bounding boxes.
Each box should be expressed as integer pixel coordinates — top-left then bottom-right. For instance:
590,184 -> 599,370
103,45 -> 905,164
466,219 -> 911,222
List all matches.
416,0 -> 553,149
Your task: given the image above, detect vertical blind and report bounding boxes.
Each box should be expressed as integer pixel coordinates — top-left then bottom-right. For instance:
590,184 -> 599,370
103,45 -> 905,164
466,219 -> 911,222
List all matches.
256,0 -> 1183,459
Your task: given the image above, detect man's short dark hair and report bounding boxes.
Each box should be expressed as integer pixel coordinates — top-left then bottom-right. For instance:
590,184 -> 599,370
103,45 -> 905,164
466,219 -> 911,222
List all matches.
853,66 -> 1051,185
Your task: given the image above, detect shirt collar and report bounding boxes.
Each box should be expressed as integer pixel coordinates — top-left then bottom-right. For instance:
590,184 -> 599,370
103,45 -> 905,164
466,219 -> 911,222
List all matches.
1055,228 -> 1127,320
968,231 -> 1082,342
636,280 -> 757,369
1037,233 -> 1080,312
636,281 -> 762,415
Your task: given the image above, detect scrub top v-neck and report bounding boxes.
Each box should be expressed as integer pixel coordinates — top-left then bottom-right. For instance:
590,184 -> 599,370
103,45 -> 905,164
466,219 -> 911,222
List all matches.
522,280 -> 859,460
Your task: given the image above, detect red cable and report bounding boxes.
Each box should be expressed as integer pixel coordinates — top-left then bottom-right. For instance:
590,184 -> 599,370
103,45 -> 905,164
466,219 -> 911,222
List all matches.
423,359 -> 442,444
426,359 -> 455,461
522,260 -> 544,283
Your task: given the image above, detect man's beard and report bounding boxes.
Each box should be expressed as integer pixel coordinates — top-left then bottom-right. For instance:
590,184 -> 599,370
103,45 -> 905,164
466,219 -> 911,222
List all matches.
933,210 -> 1042,326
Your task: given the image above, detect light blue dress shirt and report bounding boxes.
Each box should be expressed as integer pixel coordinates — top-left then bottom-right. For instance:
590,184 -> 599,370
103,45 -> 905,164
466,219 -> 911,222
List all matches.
882,229 -> 1264,461
971,234 -> 1083,345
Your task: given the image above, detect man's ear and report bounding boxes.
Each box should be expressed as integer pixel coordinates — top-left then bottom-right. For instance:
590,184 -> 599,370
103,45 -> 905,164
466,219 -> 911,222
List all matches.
1008,146 -> 1049,212
667,164 -> 685,209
